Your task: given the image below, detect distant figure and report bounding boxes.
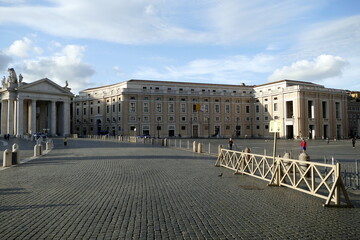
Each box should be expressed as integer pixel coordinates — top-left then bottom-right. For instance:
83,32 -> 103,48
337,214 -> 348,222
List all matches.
326,138 -> 329,144
300,138 -> 307,152
352,137 -> 356,148
228,138 -> 233,150
64,137 -> 68,146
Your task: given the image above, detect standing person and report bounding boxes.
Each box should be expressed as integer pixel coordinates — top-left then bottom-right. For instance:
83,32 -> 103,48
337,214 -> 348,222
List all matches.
352,136 -> 356,148
228,138 -> 233,150
300,138 -> 307,152
64,137 -> 68,146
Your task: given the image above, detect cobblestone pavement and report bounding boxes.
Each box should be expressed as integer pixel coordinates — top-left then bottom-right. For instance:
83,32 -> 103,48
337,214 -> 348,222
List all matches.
1,138 -> 360,239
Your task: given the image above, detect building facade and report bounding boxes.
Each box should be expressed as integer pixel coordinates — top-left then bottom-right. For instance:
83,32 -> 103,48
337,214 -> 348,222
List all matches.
0,68 -> 73,137
72,79 -> 349,139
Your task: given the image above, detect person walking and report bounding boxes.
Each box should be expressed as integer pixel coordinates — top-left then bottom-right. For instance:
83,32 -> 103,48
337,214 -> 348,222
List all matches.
300,138 -> 307,152
352,136 -> 356,148
64,137 -> 68,146
228,138 -> 233,150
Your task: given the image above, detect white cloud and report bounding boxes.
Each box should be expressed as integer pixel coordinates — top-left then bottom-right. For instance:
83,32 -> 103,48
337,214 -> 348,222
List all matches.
206,0 -> 314,44
4,37 -> 44,58
0,0 -> 316,45
20,44 -> 95,93
134,54 -> 275,84
6,37 -> 33,57
268,55 -> 349,82
295,15 -> 360,57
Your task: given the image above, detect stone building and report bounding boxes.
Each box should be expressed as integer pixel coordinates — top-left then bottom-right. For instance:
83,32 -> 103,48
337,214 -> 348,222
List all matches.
253,80 -> 348,139
0,68 -> 73,137
73,79 -> 349,139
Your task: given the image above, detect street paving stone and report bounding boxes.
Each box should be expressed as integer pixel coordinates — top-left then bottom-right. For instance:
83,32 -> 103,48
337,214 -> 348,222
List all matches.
0,138 -> 360,239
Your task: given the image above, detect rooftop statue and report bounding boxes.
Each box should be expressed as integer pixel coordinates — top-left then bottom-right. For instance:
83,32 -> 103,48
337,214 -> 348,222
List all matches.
8,68 -> 18,83
19,73 -> 23,83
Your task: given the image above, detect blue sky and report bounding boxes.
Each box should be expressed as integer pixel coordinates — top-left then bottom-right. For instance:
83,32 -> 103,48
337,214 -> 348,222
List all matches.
0,0 -> 359,94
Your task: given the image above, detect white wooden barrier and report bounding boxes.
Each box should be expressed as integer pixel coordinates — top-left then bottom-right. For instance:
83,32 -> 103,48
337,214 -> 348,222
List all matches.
215,148 -> 353,208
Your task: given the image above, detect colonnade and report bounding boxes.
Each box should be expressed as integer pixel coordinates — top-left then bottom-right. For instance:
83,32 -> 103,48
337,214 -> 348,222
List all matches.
0,98 -> 70,137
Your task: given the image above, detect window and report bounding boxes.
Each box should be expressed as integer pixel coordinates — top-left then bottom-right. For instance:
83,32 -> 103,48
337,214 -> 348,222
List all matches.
236,105 -> 240,114
169,103 -> 174,113
76,108 -> 79,116
255,105 -> 259,113
322,101 -> 327,118
106,105 -> 109,114
83,108 -> 86,115
97,106 -> 100,114
181,126 -> 186,130
181,104 -> 186,113
215,104 -> 220,113
274,103 -> 278,112
130,102 -> 136,112
112,104 -> 115,112
90,107 -> 93,115
246,105 -> 250,113
225,104 -> 230,113
156,103 -> 162,113
335,102 -> 341,119
143,102 -> 149,113
204,104 -> 209,113
118,103 -> 121,112
264,104 -> 268,113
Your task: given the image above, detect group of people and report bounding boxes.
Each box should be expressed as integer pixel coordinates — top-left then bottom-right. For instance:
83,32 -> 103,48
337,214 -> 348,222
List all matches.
3,133 -> 10,140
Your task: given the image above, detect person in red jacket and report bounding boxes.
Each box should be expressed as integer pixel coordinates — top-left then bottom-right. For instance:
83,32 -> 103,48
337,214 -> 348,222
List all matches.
300,138 -> 307,152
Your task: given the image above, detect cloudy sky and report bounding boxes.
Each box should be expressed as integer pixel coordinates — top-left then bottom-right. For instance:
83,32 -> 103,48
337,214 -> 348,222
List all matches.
0,0 -> 359,94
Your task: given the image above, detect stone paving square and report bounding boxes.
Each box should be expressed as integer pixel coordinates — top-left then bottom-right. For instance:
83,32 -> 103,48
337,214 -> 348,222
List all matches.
0,138 -> 360,239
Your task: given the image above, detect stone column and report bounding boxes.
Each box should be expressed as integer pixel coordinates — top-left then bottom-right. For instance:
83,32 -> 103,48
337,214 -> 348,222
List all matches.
30,100 -> 36,134
16,98 -> 24,137
63,101 -> 70,136
51,101 -> 56,136
7,99 -> 14,135
1,100 -> 8,135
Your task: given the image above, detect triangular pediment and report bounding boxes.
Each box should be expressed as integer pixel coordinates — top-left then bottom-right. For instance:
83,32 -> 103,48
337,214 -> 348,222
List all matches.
17,78 -> 73,96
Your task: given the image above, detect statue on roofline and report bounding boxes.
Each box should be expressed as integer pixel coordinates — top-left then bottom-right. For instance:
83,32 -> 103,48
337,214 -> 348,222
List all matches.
7,68 -> 18,83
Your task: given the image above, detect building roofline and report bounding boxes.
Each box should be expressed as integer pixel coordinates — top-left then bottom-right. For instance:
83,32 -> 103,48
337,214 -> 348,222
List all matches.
254,79 -> 324,88
82,79 -> 254,92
